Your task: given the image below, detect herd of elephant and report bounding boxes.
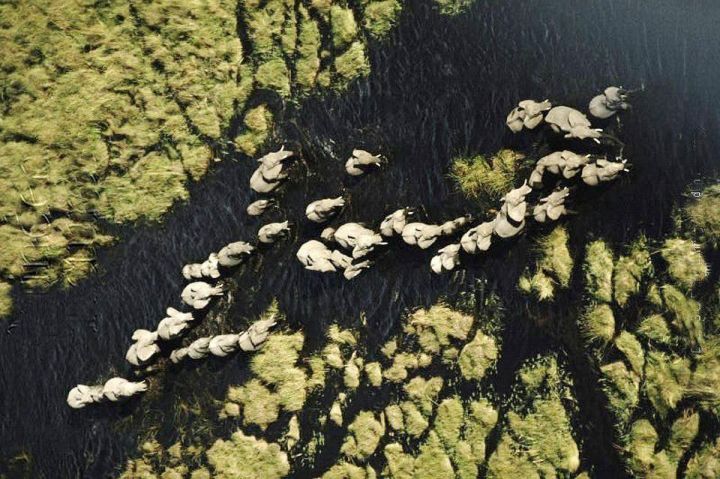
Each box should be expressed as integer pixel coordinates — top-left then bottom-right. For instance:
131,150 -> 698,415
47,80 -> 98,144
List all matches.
66,86 -> 631,409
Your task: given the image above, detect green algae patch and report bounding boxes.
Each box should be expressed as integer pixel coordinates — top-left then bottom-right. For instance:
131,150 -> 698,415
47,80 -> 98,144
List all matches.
661,238 -> 709,289
206,430 -> 289,479
581,303 -> 615,345
613,237 -> 652,307
341,411 -> 386,460
458,331 -> 498,380
685,184 -> 720,246
450,149 -> 526,205
583,240 -> 614,303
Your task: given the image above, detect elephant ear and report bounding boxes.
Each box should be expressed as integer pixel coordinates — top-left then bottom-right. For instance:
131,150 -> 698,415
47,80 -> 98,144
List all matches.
568,108 -> 591,127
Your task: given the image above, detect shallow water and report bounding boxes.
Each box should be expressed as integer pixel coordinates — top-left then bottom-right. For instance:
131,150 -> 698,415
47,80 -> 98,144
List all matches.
2,0 -> 720,477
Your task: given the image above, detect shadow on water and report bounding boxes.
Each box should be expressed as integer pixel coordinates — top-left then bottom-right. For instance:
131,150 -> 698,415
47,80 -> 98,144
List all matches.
1,0 -> 720,477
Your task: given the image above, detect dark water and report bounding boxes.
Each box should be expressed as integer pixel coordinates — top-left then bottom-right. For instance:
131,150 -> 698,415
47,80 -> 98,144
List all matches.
2,0 -> 720,477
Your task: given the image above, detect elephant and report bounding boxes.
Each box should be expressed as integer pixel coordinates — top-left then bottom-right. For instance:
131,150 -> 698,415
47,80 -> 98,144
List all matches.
181,281 -> 224,309
401,222 -> 443,249
533,187 -> 570,223
258,221 -> 290,243
157,308 -> 194,341
330,223 -> 381,251
530,151 -> 592,187
125,329 -> 160,367
352,234 -> 387,259
460,219 -> 496,254
344,259 -> 372,280
440,216 -> 471,235
170,336 -> 212,363
218,241 -> 255,267
581,159 -> 628,186
506,99 -> 552,132
589,86 -> 631,119
66,384 -> 104,409
545,106 -> 603,142
493,182 -> 532,239
345,149 -> 385,176
250,168 -> 284,194
247,199 -> 273,216
102,377 -> 148,402
200,253 -> 220,279
430,243 -> 461,274
238,316 -> 277,352
257,146 -> 294,169
306,197 -> 345,223
250,147 -> 294,193
209,334 -> 240,357
297,240 -> 338,273
380,208 -> 413,236
182,263 -> 203,280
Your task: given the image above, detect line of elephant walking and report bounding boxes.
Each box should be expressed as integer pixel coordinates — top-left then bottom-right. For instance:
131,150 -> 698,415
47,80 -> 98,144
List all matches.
67,85 -> 632,408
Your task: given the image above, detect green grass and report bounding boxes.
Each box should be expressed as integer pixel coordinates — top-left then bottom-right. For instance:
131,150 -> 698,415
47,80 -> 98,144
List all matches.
450,149 -> 526,206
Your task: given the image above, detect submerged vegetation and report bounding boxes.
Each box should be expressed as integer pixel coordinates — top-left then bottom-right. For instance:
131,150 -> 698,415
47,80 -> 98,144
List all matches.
0,0 -> 407,316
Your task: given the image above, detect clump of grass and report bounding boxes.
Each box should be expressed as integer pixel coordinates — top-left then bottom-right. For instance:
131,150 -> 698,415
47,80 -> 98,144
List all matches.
333,41 -> 370,85
0,281 -> 13,318
684,437 -> 720,478
615,331 -> 645,376
458,331 -> 498,380
583,240 -> 614,302
643,351 -> 691,417
450,149 -> 526,204
661,238 -> 708,289
661,284 -> 703,347
666,410 -> 699,462
234,104 -> 274,156
414,432 -> 454,479
383,352 -> 420,383
255,58 -> 291,97
581,304 -> 616,345
341,411 -> 385,460
614,237 -> 652,307
384,443 -> 416,478
600,361 -> 640,427
404,304 -> 474,355
321,462 -> 376,479
520,226 -> 574,301
385,404 -> 404,431
434,397 -> 464,448
684,184 -> 720,247
330,6 -> 358,48
206,430 -> 289,479
433,0 -> 477,16
400,401 -> 429,437
636,314 -> 672,345
362,1 -> 402,38
404,376 -> 444,415
364,362 -> 383,387
688,337 -> 720,415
